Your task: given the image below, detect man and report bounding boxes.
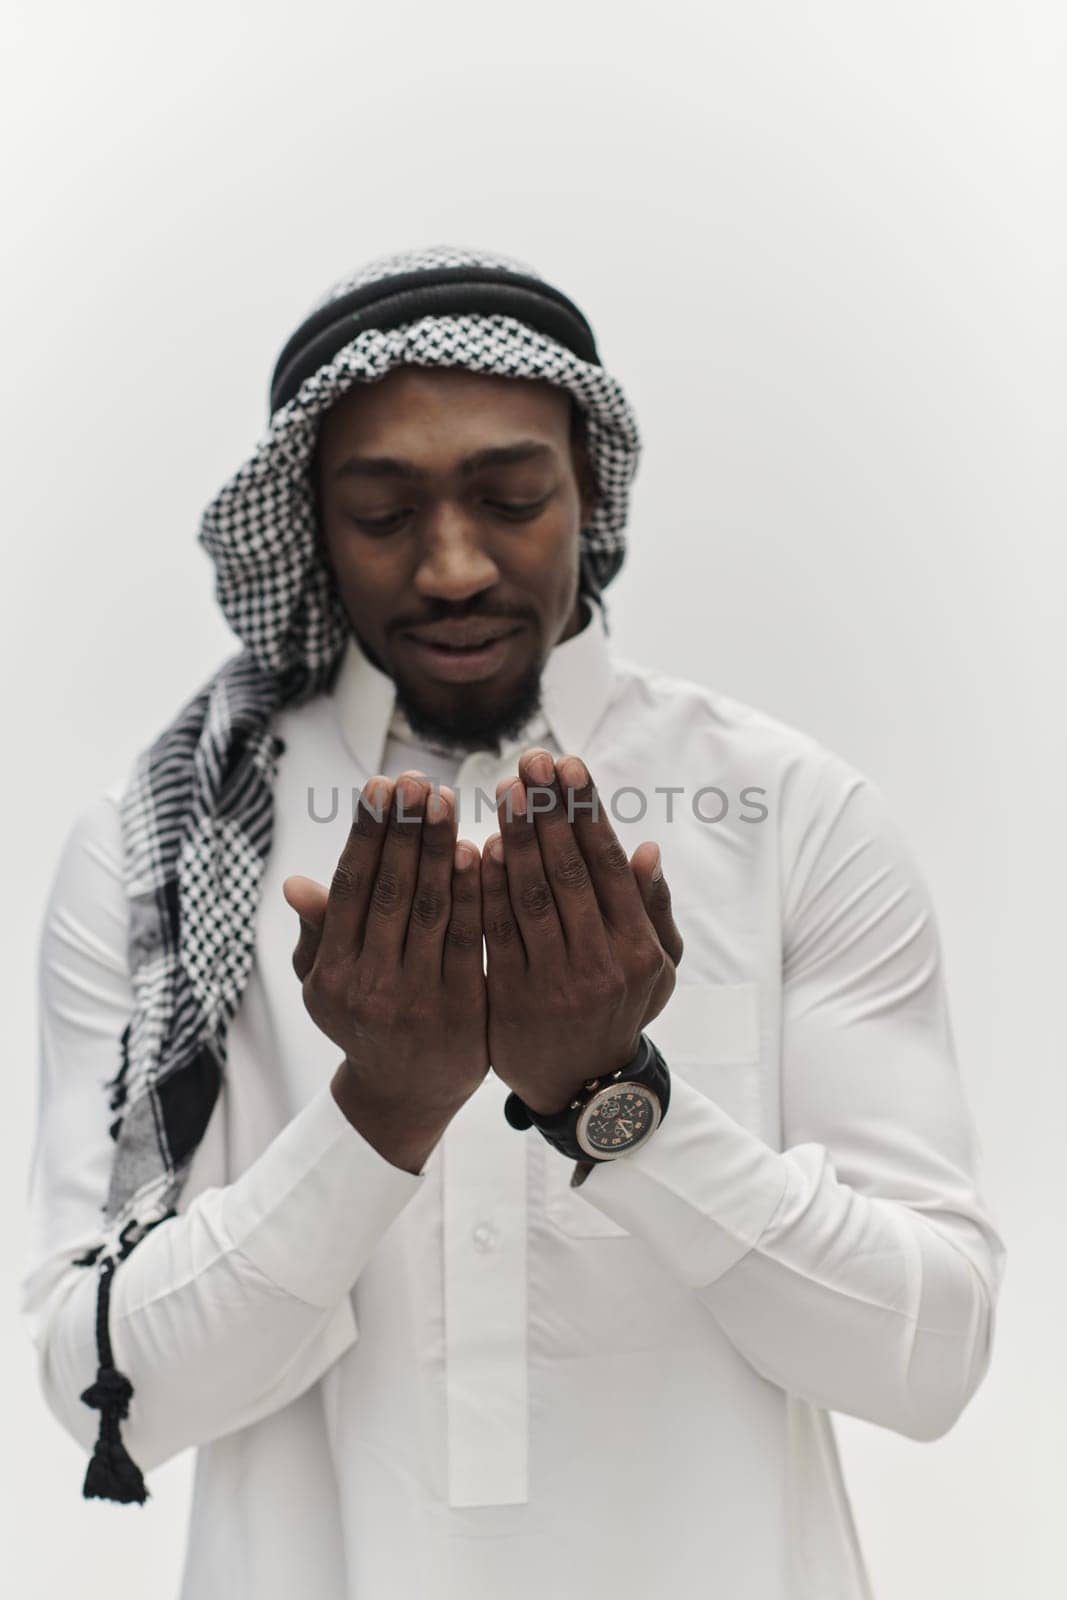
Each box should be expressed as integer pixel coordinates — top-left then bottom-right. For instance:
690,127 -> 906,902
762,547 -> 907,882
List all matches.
22,246 -> 1005,1599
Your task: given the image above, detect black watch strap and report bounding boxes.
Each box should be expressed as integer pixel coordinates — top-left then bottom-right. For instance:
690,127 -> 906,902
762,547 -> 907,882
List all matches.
503,1033 -> 671,1162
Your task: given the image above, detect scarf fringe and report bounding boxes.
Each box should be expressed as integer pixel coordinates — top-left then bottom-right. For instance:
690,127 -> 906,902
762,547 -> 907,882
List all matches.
79,1257 -> 149,1505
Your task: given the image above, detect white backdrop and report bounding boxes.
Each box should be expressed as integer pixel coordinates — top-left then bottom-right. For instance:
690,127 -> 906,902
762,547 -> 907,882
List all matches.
3,2 -> 1063,1595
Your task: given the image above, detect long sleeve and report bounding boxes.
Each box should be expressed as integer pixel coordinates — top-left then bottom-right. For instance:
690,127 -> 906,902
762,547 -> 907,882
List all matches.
20,792 -> 424,1475
576,753 -> 1007,1443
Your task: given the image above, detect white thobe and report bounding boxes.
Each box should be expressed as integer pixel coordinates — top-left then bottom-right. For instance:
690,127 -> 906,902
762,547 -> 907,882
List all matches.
22,598 -> 1006,1598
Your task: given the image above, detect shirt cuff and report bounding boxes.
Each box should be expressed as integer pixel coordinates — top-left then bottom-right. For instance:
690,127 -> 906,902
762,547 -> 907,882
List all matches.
218,1079 -> 425,1308
572,1073 -> 790,1287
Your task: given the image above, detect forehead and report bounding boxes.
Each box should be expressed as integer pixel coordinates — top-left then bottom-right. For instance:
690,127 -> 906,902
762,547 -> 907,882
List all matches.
314,364 -> 572,463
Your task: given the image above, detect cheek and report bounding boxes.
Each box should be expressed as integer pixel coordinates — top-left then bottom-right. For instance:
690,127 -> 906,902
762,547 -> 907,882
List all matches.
504,503 -> 581,575
323,535 -> 406,620
511,525 -> 578,608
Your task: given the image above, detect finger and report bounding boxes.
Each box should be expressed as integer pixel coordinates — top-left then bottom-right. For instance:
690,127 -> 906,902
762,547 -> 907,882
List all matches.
442,838 -> 485,985
283,874 -> 328,982
403,784 -> 459,977
480,831 -> 527,979
495,776 -> 566,966
516,747 -> 610,959
317,774 -> 395,964
555,755 -> 650,935
630,842 -> 685,967
361,774 -> 431,969
283,873 -> 328,925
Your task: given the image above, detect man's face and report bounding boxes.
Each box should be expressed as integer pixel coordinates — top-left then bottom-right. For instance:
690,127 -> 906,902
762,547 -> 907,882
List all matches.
311,364 -> 598,753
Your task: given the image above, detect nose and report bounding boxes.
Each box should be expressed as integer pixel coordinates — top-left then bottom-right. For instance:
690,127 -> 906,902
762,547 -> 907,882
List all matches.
412,502 -> 501,603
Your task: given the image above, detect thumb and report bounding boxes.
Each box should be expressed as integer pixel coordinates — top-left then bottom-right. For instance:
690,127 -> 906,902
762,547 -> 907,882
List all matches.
283,874 -> 329,982
629,843 -> 684,969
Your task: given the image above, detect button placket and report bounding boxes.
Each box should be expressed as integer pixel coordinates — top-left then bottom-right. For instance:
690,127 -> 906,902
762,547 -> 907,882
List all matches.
471,1220 -> 500,1252
439,731 -> 557,1508
442,1064 -> 528,1508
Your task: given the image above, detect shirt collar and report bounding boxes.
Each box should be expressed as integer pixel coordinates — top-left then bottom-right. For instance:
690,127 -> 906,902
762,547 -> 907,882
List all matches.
331,596 -> 616,772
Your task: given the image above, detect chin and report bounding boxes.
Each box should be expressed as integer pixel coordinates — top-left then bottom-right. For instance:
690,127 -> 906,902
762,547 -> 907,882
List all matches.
394,656 -> 544,752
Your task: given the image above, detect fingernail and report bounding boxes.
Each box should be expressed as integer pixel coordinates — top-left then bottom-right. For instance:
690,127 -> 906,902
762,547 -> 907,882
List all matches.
526,749 -> 553,784
560,756 -> 588,787
651,848 -> 663,881
485,835 -> 503,861
426,791 -> 447,822
397,776 -> 423,812
455,843 -> 474,869
362,777 -> 390,815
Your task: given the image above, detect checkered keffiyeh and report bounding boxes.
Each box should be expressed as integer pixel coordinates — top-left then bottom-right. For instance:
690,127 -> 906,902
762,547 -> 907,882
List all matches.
72,244 -> 642,1504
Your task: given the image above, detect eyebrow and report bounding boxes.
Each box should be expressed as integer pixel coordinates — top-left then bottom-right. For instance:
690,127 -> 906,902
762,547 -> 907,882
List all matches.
332,439 -> 555,482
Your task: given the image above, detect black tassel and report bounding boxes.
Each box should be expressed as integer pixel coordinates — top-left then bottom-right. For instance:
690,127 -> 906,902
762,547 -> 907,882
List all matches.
80,1256 -> 149,1505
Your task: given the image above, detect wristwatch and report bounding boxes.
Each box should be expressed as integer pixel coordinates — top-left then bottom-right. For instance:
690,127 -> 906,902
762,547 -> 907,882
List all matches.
503,1033 -> 671,1162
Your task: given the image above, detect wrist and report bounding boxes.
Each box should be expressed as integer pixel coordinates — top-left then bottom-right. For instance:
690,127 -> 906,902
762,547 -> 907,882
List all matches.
519,1036 -> 643,1118
329,1059 -> 461,1176
506,1034 -> 671,1163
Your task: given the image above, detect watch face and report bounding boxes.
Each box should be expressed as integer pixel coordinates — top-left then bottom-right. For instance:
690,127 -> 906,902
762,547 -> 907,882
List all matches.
576,1082 -> 661,1159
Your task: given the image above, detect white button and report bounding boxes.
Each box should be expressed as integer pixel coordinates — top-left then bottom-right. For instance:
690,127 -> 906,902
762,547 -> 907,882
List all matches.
471,1220 -> 500,1253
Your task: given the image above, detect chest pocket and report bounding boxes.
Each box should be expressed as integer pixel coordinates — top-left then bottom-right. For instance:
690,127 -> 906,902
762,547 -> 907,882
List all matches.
542,980 -> 763,1238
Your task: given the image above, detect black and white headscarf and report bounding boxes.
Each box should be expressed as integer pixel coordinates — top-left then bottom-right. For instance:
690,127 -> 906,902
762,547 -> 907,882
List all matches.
73,244 -> 642,1503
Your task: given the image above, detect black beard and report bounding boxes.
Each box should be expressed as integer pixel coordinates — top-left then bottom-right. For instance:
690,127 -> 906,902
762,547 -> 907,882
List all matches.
391,655 -> 546,758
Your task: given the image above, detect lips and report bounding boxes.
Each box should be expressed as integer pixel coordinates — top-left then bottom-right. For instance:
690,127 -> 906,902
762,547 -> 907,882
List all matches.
398,620 -> 526,684
402,621 -> 523,651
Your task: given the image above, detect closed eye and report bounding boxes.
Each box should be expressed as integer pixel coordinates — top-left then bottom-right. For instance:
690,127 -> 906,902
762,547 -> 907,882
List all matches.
485,494 -> 552,519
348,510 -> 410,534
347,491 -> 553,535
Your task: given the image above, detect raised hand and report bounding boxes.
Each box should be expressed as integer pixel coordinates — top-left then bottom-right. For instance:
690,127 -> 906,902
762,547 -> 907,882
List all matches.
480,748 -> 684,1116
283,771 -> 487,1173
